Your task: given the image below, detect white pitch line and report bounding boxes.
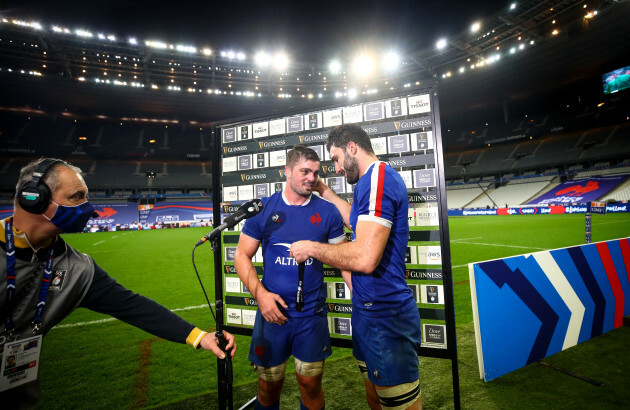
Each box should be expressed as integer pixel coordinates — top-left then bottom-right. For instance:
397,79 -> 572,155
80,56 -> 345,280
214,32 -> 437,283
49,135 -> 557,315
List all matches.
112,235 -> 119,238
451,237 -> 484,242
93,240 -> 105,245
52,304 -> 210,330
454,240 -> 546,250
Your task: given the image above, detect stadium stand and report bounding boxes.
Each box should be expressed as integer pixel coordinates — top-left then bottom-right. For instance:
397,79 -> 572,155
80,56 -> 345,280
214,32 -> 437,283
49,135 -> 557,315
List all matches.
467,179 -> 554,208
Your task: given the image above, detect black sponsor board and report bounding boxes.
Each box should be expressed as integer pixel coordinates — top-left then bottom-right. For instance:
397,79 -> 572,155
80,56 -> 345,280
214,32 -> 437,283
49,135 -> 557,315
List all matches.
216,89 -> 460,409
224,264 -> 264,276
405,269 -> 443,280
409,230 -> 441,242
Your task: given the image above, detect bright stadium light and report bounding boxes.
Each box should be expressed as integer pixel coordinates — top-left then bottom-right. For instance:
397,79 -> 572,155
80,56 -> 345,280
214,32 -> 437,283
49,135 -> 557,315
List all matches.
128,37 -> 137,45
353,54 -> 375,77
510,3 -> 517,10
273,52 -> 289,70
202,48 -> 212,56
255,51 -> 272,67
236,52 -> 246,60
146,40 -> 168,49
107,35 -> 116,41
75,29 -> 93,38
436,38 -> 447,50
97,33 -> 105,40
382,51 -> 400,72
329,59 -> 342,73
176,44 -> 197,53
471,22 -> 481,33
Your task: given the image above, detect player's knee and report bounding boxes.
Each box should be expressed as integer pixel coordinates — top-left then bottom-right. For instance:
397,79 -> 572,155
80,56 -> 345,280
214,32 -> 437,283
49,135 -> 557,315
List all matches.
295,358 -> 324,378
255,362 -> 287,382
376,380 -> 421,410
357,360 -> 370,382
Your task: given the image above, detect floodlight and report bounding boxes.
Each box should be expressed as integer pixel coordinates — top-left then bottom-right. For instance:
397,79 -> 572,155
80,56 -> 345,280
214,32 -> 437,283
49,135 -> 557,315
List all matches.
255,51 -> 272,67
129,37 -> 137,45
329,60 -> 342,73
146,40 -> 167,49
107,35 -> 116,41
75,29 -> 93,38
202,48 -> 212,56
273,53 -> 289,70
98,33 -> 105,40
236,52 -> 246,60
471,22 -> 481,33
382,51 -> 400,72
510,3 -> 517,10
352,55 -> 374,77
436,38 -> 447,50
176,44 -> 196,53
348,89 -> 358,99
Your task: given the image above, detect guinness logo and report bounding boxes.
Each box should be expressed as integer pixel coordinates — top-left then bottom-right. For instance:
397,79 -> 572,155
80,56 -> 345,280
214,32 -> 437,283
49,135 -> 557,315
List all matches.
328,303 -> 335,312
223,147 -> 228,154
278,170 -> 285,178
225,266 -> 236,273
299,135 -> 305,143
406,270 -> 410,279
394,121 -> 401,131
259,142 -> 264,149
322,165 -> 329,173
241,174 -> 246,182
223,205 -> 229,213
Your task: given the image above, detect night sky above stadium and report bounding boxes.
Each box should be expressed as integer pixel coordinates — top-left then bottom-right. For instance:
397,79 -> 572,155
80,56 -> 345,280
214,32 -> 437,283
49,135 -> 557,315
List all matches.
1,0 -> 510,60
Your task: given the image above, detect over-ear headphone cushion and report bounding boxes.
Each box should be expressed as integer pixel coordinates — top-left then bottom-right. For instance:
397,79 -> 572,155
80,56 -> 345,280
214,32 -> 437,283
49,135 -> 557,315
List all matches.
18,181 -> 52,214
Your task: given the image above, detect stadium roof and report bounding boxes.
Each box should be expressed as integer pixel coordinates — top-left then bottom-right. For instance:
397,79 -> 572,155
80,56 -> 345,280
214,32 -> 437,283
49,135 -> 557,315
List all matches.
1,0 -> 629,139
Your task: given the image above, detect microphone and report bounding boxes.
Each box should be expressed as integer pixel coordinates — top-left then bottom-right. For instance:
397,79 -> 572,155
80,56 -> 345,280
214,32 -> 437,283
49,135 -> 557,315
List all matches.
195,199 -> 263,246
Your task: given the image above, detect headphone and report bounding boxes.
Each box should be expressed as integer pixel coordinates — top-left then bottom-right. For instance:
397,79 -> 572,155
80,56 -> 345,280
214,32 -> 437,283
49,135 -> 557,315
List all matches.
18,158 -> 65,214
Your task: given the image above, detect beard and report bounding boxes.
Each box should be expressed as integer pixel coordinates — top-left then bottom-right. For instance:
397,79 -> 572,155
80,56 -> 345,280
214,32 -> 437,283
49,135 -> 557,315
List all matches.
343,154 -> 361,184
288,178 -> 313,198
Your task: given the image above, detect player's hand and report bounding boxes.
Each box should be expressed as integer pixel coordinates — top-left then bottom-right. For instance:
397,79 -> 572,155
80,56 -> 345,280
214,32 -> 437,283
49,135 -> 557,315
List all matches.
257,288 -> 288,325
313,176 -> 331,196
199,330 -> 236,359
290,240 -> 313,263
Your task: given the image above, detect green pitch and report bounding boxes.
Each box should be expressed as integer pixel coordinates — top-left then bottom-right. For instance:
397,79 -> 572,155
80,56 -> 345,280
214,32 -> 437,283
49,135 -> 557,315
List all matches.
39,214 -> 630,408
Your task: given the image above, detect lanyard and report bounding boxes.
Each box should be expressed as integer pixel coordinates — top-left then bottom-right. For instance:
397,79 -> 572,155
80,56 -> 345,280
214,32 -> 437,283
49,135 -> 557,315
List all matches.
4,217 -> 55,335
295,261 -> 305,312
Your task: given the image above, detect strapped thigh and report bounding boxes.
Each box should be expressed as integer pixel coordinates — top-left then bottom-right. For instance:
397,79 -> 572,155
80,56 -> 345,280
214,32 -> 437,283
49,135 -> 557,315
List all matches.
376,380 -> 421,410
254,361 -> 287,382
294,358 -> 324,377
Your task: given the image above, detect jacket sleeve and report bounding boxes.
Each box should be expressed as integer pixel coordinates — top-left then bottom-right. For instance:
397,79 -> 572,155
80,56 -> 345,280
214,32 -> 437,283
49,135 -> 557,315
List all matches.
79,261 -> 199,345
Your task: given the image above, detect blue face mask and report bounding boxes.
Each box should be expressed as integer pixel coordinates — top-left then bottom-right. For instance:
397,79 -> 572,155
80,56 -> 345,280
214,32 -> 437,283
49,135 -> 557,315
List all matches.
45,201 -> 98,233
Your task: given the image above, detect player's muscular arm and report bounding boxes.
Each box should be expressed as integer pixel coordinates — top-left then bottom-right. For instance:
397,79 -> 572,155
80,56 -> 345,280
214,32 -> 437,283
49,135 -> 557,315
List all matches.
234,233 -> 287,324
291,221 -> 389,274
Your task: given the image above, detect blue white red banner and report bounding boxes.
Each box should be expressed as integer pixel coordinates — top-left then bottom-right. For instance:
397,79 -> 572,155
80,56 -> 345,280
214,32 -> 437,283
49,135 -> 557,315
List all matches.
526,175 -> 628,205
470,237 -> 630,381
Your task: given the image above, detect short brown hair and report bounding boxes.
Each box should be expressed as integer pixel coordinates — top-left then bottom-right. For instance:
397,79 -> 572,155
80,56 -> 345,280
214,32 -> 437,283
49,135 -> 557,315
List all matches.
286,145 -> 320,168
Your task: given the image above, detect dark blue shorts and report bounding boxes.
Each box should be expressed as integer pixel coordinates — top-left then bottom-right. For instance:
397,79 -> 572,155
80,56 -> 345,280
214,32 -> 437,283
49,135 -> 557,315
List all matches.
352,300 -> 422,386
248,309 -> 332,367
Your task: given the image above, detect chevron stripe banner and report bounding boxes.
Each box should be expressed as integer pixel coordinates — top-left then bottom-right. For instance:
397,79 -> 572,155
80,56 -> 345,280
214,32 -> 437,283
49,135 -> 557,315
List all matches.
470,237 -> 630,381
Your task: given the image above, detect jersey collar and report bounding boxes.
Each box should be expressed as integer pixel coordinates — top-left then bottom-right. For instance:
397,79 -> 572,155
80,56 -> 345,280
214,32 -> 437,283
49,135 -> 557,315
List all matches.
282,191 -> 312,206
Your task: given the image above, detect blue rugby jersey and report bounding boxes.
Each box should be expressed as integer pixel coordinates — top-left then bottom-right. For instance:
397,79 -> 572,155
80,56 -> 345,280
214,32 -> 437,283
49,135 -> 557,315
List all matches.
241,191 -> 345,317
349,161 -> 414,314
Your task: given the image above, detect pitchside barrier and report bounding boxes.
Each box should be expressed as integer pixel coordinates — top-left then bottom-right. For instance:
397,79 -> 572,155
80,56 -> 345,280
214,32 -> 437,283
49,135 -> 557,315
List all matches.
448,202 -> 630,216
211,86 -> 461,408
469,237 -> 630,382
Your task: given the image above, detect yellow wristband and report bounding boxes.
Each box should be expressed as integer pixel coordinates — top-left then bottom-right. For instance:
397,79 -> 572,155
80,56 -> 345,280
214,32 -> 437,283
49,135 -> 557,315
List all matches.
186,327 -> 207,349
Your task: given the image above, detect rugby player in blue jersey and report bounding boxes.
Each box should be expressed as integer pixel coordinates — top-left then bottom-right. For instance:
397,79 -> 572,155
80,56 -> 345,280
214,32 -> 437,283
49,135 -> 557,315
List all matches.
234,145 -> 347,410
291,124 -> 422,409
